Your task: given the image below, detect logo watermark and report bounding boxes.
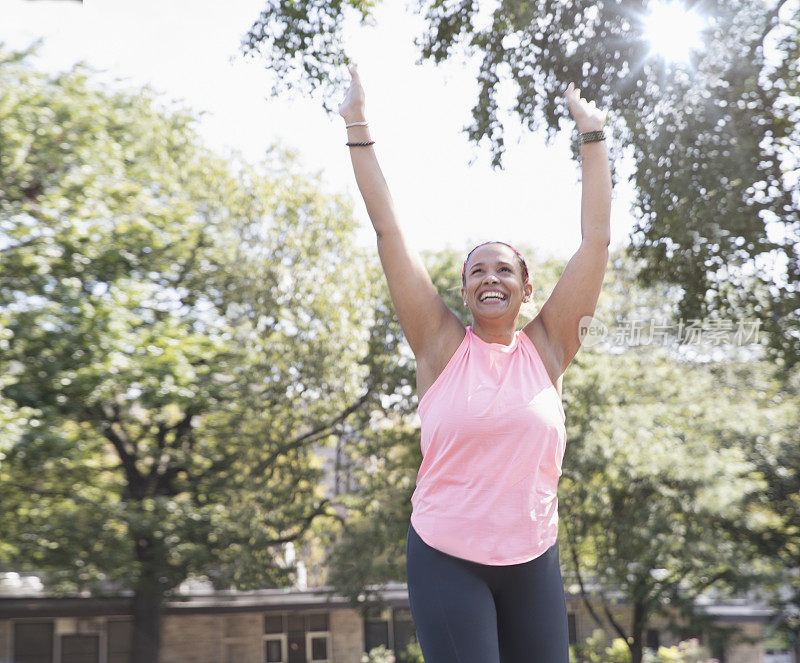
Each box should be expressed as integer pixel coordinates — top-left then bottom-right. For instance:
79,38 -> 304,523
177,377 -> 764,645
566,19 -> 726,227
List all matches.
578,316 -> 761,348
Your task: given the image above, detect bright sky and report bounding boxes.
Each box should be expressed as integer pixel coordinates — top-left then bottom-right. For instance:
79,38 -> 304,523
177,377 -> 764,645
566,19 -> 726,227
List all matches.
1,0 -> 637,262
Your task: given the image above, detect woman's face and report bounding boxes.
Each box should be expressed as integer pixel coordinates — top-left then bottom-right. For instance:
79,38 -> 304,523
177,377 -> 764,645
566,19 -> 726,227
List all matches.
461,243 -> 532,319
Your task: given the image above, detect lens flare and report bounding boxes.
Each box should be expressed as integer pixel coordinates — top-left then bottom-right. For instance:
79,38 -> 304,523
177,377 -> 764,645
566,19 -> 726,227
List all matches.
644,1 -> 706,63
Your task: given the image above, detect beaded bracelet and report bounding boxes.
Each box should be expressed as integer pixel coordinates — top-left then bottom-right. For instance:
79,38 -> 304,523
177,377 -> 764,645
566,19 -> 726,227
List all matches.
346,141 -> 375,147
579,130 -> 606,144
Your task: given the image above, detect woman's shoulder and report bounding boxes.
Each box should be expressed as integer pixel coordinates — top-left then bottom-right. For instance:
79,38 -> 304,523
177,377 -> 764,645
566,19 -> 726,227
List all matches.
522,318 -> 563,398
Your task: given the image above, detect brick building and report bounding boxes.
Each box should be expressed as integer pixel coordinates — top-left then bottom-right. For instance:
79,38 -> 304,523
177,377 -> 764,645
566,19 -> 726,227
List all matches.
0,578 -> 777,663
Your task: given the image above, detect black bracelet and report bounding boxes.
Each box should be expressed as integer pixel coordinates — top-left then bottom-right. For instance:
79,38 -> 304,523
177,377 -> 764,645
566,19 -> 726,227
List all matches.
346,141 -> 375,147
579,130 -> 605,144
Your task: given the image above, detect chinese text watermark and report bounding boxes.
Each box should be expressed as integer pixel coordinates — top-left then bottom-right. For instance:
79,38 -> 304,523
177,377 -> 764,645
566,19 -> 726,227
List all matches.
578,316 -> 761,348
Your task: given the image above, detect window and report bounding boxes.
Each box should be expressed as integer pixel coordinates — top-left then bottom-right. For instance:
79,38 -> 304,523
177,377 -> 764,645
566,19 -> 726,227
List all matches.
262,612 -> 329,663
264,613 -> 287,663
264,615 -> 284,635
305,613 -> 330,663
363,606 -> 389,653
392,608 -> 416,655
107,619 -> 133,663
308,613 -> 328,632
61,634 -> 99,663
568,613 -> 577,645
308,634 -> 328,661
13,621 -> 54,663
646,628 -> 660,650
264,638 -> 284,663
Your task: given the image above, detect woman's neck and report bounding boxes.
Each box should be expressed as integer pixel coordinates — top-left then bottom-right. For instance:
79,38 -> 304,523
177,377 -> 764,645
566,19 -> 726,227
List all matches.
471,320 -> 518,346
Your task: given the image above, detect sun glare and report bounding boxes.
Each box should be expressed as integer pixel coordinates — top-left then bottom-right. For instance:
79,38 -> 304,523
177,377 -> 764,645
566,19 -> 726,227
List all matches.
644,1 -> 706,64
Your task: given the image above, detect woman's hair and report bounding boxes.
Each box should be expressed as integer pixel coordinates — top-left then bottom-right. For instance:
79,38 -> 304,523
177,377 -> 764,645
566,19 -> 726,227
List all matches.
461,241 -> 529,286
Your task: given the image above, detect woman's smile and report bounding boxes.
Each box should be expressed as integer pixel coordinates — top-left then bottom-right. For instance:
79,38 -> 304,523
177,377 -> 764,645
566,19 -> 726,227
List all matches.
478,289 -> 508,303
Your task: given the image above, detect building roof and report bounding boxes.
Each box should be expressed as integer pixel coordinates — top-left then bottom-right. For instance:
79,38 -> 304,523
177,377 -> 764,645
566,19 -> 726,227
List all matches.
0,581 -> 774,622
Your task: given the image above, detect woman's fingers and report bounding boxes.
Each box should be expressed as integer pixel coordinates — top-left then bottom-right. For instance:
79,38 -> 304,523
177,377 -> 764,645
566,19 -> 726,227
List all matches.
567,83 -> 607,127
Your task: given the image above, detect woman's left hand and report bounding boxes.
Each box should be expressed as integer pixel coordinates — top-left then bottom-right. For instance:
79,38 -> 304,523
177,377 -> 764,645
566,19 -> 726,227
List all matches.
565,82 -> 607,133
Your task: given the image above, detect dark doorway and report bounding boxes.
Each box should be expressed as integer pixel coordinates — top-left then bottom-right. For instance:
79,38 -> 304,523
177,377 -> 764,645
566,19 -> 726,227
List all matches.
287,614 -> 306,663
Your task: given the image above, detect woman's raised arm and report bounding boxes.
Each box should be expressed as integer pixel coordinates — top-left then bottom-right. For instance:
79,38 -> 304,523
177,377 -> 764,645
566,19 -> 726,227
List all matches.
524,82 -> 612,375
338,65 -> 463,359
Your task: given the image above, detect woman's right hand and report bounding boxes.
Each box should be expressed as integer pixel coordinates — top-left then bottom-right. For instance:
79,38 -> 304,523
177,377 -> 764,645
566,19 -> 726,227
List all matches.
338,64 -> 366,123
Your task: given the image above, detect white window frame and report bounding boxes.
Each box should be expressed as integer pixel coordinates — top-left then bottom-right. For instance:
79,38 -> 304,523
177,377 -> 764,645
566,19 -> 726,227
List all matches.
305,630 -> 331,663
262,633 -> 287,663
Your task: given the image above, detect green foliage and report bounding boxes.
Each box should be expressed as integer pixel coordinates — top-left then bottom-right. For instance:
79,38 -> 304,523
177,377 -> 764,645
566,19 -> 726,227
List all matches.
571,629 -> 632,663
240,0 -> 377,114
0,42 -> 388,601
397,637 -> 424,663
646,638 -> 717,663
557,247 -> 800,662
243,0 -> 800,375
572,630 -> 717,663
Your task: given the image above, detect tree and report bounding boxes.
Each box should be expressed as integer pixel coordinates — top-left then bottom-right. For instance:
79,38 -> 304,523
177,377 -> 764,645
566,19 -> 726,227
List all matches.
0,44 -> 388,663
556,249 -> 797,663
560,349 -> 779,663
241,0 -> 800,376
743,369 -> 800,662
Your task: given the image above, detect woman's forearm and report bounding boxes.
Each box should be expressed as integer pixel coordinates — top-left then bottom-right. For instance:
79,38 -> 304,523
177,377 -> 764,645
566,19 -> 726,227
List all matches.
579,138 -> 612,246
345,119 -> 400,239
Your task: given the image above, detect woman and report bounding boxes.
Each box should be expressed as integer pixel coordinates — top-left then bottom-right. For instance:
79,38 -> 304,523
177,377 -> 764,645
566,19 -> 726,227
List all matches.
338,64 -> 611,663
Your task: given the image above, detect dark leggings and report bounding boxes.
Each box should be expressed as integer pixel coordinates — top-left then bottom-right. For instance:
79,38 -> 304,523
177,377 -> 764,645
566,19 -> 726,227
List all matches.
405,521 -> 569,663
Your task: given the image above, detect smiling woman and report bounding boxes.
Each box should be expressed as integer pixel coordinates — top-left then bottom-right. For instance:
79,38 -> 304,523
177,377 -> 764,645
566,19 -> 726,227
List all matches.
337,64 -> 611,663
643,1 -> 707,63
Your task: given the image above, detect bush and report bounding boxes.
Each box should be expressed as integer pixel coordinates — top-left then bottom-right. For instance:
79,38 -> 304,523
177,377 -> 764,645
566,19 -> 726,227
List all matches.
571,628 -> 632,662
645,638 -> 718,663
397,637 -> 425,663
361,645 -> 395,663
571,630 -> 718,663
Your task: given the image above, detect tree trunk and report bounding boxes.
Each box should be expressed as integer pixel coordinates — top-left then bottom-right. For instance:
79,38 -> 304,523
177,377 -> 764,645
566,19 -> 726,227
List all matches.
132,585 -> 162,663
630,600 -> 646,663
131,535 -> 166,663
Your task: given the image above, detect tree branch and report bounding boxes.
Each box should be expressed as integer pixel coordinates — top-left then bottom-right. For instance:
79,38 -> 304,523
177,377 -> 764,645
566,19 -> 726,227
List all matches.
99,419 -> 143,497
265,498 -> 334,546
151,409 -> 196,493
597,586 -> 632,643
250,392 -> 371,478
562,515 -> 607,629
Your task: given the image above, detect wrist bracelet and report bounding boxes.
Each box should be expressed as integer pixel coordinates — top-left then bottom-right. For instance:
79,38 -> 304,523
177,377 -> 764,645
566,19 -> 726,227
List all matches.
346,121 -> 368,128
579,130 -> 605,144
346,141 -> 375,147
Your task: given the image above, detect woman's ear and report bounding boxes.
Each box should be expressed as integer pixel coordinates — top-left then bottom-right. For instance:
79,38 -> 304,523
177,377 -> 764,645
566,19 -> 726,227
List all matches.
523,283 -> 533,302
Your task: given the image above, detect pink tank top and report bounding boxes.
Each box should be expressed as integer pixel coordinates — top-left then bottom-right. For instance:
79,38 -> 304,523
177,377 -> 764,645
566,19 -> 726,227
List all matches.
410,326 -> 566,565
